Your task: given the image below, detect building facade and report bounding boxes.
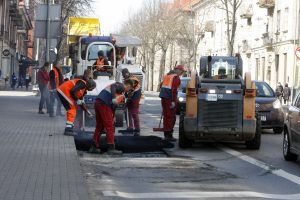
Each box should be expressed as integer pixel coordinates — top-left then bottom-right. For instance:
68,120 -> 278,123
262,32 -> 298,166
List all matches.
192,0 -> 300,90
0,0 -> 33,82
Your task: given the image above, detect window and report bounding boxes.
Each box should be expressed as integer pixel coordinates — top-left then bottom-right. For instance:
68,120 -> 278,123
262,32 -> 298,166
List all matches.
256,58 -> 260,80
283,8 -> 289,32
284,53 -> 287,84
277,10 -> 281,33
262,57 -> 265,81
255,82 -> 274,97
294,94 -> 300,109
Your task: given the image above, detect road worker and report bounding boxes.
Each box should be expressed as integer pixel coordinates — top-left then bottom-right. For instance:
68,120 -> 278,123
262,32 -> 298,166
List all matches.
93,50 -> 110,72
49,64 -> 64,117
57,78 -> 96,135
90,80 -> 134,154
159,65 -> 186,141
122,69 -> 142,135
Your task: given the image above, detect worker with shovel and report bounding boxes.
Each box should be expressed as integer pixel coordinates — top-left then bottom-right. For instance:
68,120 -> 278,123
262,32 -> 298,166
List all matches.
90,80 -> 134,154
159,65 -> 186,141
57,78 -> 96,135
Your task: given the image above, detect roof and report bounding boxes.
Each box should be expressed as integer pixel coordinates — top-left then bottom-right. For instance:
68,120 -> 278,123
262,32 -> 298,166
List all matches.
111,34 -> 142,47
80,36 -> 112,44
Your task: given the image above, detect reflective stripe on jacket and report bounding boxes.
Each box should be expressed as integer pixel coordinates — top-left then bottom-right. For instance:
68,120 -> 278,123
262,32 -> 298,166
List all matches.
159,74 -> 177,99
57,79 -> 86,105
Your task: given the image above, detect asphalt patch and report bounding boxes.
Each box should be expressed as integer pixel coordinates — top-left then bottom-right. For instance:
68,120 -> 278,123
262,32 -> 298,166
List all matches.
74,131 -> 174,153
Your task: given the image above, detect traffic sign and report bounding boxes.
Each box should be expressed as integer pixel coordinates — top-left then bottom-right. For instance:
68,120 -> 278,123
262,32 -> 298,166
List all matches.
296,47 -> 300,59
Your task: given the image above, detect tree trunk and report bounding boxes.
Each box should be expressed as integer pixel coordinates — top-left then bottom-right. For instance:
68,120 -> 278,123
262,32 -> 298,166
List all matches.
157,49 -> 167,92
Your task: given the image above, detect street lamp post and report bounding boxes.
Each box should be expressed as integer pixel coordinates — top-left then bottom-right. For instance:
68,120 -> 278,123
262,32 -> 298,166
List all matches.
45,0 -> 50,62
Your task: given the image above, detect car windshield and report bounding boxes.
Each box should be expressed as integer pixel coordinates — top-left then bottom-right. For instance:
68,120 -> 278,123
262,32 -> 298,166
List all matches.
256,82 -> 274,97
179,79 -> 190,91
211,58 -> 237,80
81,44 -> 113,61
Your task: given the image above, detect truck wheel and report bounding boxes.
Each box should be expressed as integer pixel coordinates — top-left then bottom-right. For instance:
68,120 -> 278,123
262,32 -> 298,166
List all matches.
115,110 -> 124,127
283,128 -> 298,161
273,127 -> 283,134
246,117 -> 261,150
179,112 -> 193,148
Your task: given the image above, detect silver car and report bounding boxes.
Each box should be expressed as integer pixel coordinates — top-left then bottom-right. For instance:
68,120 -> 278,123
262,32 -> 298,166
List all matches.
283,91 -> 300,161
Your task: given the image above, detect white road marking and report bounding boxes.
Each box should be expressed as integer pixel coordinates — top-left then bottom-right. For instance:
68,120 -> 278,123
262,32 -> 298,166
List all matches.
219,146 -> 300,186
145,96 -> 160,100
103,190 -> 300,199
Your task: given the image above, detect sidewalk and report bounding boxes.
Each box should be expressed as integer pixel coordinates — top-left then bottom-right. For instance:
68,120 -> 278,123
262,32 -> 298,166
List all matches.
0,90 -> 90,200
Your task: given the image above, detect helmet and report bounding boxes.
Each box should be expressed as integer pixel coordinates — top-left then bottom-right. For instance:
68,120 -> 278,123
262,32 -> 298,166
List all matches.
174,65 -> 186,72
86,79 -> 96,91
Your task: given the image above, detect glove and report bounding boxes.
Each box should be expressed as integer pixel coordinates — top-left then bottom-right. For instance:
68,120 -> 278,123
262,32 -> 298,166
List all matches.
112,98 -> 118,105
170,101 -> 176,109
76,99 -> 85,105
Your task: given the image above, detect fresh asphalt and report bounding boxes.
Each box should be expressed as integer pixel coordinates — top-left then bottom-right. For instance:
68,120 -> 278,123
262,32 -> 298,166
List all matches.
79,92 -> 300,200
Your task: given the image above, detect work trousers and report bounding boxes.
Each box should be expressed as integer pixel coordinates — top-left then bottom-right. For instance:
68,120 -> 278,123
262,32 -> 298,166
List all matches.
161,98 -> 177,132
49,91 -> 62,116
39,84 -> 50,112
57,92 -> 76,125
127,100 -> 140,130
93,100 -> 114,148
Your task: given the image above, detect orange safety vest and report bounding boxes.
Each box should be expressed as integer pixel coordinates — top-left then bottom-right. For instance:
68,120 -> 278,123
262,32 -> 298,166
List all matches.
57,79 -> 87,106
161,74 -> 177,89
49,67 -> 61,90
95,58 -> 105,71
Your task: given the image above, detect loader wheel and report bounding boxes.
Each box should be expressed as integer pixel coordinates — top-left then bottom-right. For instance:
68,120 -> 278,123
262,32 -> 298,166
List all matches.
179,112 -> 193,148
245,116 -> 261,150
115,109 -> 124,128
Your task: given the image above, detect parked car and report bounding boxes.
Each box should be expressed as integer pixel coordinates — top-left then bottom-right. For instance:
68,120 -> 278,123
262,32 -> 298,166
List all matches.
283,91 -> 300,161
255,81 -> 284,133
176,77 -> 191,114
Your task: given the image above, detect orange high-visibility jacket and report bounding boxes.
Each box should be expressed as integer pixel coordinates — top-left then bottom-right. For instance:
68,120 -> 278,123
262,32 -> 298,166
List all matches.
95,58 -> 105,71
57,79 -> 87,106
49,67 -> 61,90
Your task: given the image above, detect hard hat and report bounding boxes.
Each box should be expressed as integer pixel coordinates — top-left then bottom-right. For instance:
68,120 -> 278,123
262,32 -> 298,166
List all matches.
174,65 -> 186,72
86,79 -> 96,91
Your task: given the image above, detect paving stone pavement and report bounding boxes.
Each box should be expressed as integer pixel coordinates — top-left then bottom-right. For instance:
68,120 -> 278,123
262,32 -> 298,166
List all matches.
0,90 -> 90,200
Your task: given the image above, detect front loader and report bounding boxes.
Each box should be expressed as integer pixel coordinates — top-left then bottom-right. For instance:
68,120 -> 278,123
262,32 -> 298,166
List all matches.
179,55 -> 261,149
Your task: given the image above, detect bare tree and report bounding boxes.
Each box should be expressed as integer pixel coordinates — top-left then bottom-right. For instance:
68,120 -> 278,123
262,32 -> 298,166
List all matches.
218,0 -> 242,56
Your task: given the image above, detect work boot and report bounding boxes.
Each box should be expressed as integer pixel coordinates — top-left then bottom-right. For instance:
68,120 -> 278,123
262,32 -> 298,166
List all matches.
64,126 -> 74,136
164,131 -> 177,142
38,110 -> 45,114
106,144 -> 122,155
88,143 -> 101,154
134,129 -> 140,136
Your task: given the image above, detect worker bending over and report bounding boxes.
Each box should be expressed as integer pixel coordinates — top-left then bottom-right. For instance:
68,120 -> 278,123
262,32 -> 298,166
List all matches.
57,78 -> 96,135
91,80 -> 133,154
159,65 -> 186,141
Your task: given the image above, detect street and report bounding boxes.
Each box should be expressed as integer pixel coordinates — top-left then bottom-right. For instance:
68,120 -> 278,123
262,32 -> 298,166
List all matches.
1,90 -> 300,200
79,92 -> 300,200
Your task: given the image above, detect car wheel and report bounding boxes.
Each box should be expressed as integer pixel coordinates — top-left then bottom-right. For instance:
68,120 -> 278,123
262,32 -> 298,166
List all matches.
283,128 -> 298,161
273,127 -> 283,134
178,112 -> 193,148
246,116 -> 261,150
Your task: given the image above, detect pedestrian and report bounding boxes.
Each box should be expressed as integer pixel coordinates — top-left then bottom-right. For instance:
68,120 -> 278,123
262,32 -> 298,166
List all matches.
159,65 -> 186,141
11,73 -> 17,89
37,62 -> 50,114
122,68 -> 142,135
17,75 -> 23,88
25,70 -> 31,91
283,83 -> 291,105
57,78 -> 96,135
275,82 -> 283,104
49,63 -> 64,117
90,80 -> 133,154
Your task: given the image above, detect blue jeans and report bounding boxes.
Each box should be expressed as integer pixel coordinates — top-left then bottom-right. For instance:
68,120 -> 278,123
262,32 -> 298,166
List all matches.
49,91 -> 62,115
39,85 -> 50,112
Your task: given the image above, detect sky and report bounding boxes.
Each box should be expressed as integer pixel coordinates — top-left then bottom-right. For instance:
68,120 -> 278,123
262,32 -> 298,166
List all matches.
91,0 -> 145,35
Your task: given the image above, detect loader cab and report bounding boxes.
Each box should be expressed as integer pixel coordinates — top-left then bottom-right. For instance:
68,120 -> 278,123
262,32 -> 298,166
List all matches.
200,56 -> 243,80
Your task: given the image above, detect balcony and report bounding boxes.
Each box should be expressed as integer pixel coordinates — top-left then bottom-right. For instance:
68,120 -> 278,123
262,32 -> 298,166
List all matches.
204,20 -> 216,32
257,0 -> 275,9
262,33 -> 273,47
240,4 -> 253,19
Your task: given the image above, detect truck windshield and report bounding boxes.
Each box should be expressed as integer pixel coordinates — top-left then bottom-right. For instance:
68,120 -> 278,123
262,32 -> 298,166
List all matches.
211,58 -> 237,80
81,44 -> 113,61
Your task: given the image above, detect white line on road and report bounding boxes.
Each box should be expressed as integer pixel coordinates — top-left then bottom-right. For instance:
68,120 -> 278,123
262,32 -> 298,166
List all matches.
103,190 -> 300,199
219,146 -> 300,186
